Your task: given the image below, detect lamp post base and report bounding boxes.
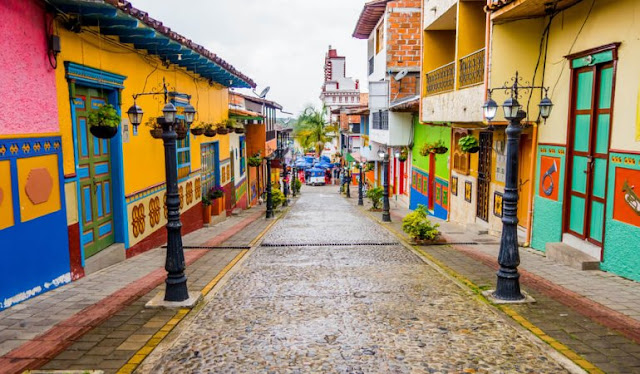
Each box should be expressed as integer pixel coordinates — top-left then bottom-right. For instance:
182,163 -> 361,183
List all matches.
145,291 -> 202,309
482,289 -> 535,304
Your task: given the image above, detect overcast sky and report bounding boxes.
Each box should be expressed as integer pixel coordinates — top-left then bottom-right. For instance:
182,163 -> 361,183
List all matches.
130,0 -> 368,117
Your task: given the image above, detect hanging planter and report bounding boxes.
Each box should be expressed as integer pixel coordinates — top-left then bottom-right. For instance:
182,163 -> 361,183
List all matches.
190,123 -> 205,136
176,121 -> 188,140
398,147 -> 408,162
150,128 -> 163,139
433,140 -> 448,154
146,117 -> 163,139
459,135 -> 480,154
87,104 -> 120,139
223,118 -> 236,130
216,124 -> 229,135
204,124 -> 217,137
234,126 -> 245,134
248,154 -> 262,167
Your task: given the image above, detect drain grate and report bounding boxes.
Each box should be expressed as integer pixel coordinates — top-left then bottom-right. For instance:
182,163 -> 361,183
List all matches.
162,245 -> 251,250
260,242 -> 399,248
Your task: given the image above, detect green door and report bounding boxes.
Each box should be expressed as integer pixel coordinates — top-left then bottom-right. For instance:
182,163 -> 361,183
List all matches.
566,62 -> 614,246
74,87 -> 115,258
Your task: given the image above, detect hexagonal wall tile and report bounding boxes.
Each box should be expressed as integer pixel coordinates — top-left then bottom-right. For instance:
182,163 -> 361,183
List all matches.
25,168 -> 53,205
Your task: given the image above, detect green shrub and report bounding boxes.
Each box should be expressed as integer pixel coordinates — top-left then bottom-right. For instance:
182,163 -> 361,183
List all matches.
402,204 -> 440,241
272,186 -> 285,207
293,179 -> 302,193
366,186 -> 384,209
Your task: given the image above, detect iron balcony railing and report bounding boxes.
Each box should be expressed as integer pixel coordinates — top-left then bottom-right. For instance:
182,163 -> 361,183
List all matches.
458,48 -> 485,88
425,62 -> 455,95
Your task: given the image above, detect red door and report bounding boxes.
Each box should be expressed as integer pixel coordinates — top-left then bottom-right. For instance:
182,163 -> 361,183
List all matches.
428,153 -> 436,210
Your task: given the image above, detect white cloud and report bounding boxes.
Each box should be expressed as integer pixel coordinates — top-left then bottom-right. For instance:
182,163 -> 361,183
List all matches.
130,0 -> 368,116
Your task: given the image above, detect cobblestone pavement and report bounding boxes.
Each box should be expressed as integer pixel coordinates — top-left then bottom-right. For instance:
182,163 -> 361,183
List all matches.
140,185 -> 571,373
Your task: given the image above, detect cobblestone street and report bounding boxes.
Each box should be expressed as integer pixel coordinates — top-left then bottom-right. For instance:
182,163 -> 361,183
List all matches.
138,186 -> 572,373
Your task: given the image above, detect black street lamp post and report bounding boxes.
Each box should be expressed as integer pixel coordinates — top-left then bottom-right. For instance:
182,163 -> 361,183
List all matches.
483,71 -> 553,301
292,166 -> 297,197
266,156 -> 274,219
126,79 -> 196,303
346,166 -> 351,198
282,165 -> 289,207
378,148 -> 391,222
358,162 -> 364,206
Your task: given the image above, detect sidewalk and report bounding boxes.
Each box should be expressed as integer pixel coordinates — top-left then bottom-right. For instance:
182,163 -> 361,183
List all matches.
0,203 -> 285,374
345,192 -> 640,373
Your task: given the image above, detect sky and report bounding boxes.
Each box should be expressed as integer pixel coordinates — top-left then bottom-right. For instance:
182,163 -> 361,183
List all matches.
130,0 -> 368,117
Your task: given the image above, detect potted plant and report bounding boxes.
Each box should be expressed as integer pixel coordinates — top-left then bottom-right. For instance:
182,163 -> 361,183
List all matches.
190,122 -> 205,137
398,147 -> 408,162
402,204 -> 441,244
272,186 -> 285,208
175,120 -> 188,140
216,123 -> 229,135
223,118 -> 236,130
234,122 -> 245,134
146,117 -> 163,139
433,140 -> 449,154
87,104 -> 120,139
459,135 -> 480,153
202,195 -> 212,224
420,142 -> 436,156
293,178 -> 302,195
248,153 -> 263,167
204,123 -> 217,137
366,186 -> 384,211
209,185 -> 225,216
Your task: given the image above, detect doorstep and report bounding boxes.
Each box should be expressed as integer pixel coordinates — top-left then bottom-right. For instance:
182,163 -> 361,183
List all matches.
84,243 -> 126,275
545,242 -> 601,271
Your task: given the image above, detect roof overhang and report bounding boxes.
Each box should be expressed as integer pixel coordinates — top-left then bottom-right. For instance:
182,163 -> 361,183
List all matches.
389,95 -> 419,112
487,0 -> 582,24
48,0 -> 255,88
352,0 -> 390,39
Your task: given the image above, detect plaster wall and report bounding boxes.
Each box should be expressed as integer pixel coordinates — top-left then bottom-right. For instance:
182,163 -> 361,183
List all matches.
0,0 -> 59,135
421,85 -> 484,123
54,26 -> 230,194
389,111 -> 414,146
423,0 -> 457,30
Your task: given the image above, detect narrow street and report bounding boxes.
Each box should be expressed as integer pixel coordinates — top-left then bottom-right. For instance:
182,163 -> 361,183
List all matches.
138,186 -> 569,373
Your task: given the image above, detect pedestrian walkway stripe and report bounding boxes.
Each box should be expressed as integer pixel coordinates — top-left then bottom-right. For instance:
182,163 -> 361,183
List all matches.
360,207 -> 604,374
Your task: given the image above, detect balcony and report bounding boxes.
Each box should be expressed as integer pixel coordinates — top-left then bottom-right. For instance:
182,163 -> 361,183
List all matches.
488,0 -> 581,24
426,62 -> 454,96
458,48 -> 485,88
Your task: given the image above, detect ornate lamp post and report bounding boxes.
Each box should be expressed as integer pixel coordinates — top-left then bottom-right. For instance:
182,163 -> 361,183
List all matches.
266,154 -> 274,219
292,166 -> 297,197
126,79 -> 196,303
378,148 -> 391,222
358,162 -> 364,206
483,71 -> 553,301
345,165 -> 351,198
282,164 -> 289,207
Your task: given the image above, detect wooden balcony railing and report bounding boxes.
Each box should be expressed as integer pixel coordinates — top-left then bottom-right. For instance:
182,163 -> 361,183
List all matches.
458,48 -> 485,88
425,62 -> 455,95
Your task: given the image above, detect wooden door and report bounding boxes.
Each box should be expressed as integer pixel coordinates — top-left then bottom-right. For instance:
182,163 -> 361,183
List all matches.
74,87 -> 115,258
477,132 -> 493,221
566,63 -> 614,246
517,133 -> 533,228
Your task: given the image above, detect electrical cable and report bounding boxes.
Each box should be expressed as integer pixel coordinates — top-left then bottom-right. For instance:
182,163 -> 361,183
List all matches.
525,6 -> 557,123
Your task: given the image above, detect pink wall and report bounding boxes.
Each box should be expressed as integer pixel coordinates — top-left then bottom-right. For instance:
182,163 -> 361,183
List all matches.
0,0 -> 59,135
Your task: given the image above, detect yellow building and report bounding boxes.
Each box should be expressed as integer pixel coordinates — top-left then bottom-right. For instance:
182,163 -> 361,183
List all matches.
487,0 -> 640,280
49,0 -> 255,275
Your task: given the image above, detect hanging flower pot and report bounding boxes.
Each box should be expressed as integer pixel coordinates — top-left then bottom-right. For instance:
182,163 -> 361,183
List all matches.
87,104 -> 120,139
248,155 -> 262,167
434,146 -> 448,154
176,122 -> 187,140
150,128 -> 163,139
204,128 -> 217,137
190,127 -> 205,136
466,146 -> 480,154
459,135 -> 480,154
234,127 -> 245,134
216,126 -> 229,135
223,118 -> 236,130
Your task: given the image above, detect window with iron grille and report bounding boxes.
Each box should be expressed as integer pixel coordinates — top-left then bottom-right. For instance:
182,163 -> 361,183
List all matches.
372,111 -> 389,130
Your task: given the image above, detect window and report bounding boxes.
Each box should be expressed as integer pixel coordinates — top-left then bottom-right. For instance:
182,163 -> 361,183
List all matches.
452,129 -> 470,175
176,119 -> 190,179
372,110 -> 389,130
375,26 -> 383,54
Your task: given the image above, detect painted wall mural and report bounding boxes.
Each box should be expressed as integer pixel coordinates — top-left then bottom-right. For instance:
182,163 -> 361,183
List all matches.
494,192 -> 503,218
464,181 -> 472,203
613,166 -> 640,228
0,137 -> 70,311
539,156 -> 560,201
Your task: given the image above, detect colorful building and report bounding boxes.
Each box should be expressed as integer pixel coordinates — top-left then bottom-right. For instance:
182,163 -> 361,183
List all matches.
485,0 -> 640,281
0,0 -> 255,309
353,0 -> 422,207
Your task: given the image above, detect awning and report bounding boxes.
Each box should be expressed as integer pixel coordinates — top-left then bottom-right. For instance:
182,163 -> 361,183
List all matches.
48,0 -> 255,88
352,0 -> 391,39
229,107 -> 263,121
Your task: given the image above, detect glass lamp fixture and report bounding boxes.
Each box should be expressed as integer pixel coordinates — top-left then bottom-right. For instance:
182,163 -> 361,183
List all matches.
183,103 -> 196,124
162,102 -> 177,123
538,95 -> 553,121
394,149 -> 401,159
502,97 -> 522,121
127,102 -> 144,127
377,149 -> 386,158
482,97 -> 498,121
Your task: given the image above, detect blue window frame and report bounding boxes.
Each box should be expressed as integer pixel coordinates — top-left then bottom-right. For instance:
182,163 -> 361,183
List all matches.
239,136 -> 246,176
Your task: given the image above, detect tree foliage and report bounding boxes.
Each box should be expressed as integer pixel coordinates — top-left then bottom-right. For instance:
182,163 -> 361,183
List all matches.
294,105 -> 338,157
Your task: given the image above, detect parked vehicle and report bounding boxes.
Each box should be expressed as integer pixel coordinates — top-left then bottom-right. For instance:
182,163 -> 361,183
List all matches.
305,167 -> 325,186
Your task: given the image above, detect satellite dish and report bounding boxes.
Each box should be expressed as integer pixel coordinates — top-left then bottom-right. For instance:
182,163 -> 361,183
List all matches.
394,69 -> 408,81
258,86 -> 271,98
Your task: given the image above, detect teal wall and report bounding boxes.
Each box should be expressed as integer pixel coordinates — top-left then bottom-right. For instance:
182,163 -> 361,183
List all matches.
601,152 -> 640,281
531,145 -> 567,251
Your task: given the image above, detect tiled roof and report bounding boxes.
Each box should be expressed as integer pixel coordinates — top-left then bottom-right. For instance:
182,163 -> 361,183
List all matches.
352,0 -> 390,39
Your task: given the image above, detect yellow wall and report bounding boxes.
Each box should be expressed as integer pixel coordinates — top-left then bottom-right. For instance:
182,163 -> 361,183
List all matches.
422,30 -> 456,96
456,1 -> 486,59
54,26 -> 231,195
490,0 -> 640,152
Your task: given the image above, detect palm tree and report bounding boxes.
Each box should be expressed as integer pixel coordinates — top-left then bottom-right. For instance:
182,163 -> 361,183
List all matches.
294,105 -> 338,157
